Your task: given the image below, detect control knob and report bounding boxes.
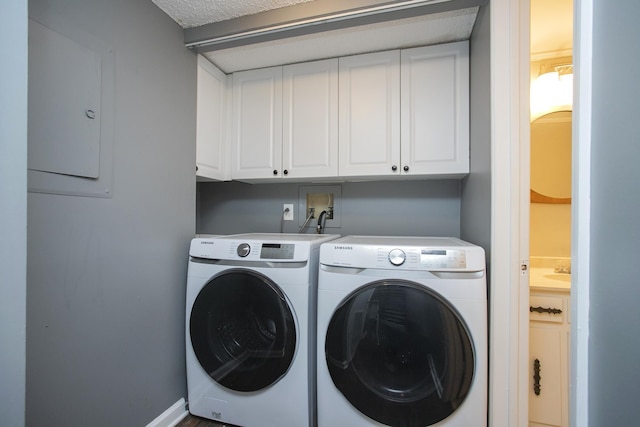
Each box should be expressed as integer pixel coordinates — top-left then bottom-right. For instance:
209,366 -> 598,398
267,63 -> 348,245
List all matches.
388,248 -> 406,266
237,243 -> 251,257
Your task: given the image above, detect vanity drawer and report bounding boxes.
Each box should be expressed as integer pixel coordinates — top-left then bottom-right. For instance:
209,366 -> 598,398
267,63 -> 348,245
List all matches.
530,295 -> 565,323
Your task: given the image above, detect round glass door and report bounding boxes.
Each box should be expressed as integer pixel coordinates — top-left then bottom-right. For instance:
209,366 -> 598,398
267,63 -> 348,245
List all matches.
190,269 -> 296,392
325,280 -> 475,426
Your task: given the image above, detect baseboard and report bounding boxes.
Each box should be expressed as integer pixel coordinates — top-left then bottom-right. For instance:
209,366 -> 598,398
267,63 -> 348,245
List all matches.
146,398 -> 189,427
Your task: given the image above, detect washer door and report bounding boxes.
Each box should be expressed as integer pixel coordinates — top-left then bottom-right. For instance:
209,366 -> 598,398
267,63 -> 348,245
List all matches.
325,280 -> 475,427
190,268 -> 296,392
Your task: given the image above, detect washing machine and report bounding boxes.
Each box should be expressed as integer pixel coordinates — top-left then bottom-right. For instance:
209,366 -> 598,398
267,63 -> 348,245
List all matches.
186,233 -> 340,427
316,236 -> 487,427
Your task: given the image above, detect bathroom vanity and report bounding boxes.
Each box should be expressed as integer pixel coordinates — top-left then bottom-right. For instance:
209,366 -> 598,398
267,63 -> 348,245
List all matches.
529,261 -> 571,427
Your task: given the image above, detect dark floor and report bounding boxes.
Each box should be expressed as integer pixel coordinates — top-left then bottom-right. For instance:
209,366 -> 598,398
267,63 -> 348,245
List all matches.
177,414 -> 234,427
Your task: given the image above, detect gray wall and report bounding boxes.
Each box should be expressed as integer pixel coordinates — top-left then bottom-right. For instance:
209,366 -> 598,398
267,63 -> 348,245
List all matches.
461,4 -> 491,263
26,1 -> 196,426
0,1 -> 28,426
589,0 -> 640,424
198,180 -> 462,237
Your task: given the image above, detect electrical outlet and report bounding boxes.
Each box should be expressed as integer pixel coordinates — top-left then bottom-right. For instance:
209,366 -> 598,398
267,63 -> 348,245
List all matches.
283,204 -> 294,221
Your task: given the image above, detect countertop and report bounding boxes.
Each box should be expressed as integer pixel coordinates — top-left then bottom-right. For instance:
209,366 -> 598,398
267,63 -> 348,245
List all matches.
529,267 -> 571,292
529,257 -> 571,292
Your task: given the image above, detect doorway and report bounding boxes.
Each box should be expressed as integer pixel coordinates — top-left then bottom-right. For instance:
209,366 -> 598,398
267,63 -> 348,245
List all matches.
528,1 -> 573,426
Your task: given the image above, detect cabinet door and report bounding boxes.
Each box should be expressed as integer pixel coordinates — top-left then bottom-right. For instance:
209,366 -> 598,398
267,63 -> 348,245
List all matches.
401,41 -> 469,176
529,326 -> 563,427
283,59 -> 338,178
196,56 -> 229,181
231,67 -> 283,180
339,50 -> 400,177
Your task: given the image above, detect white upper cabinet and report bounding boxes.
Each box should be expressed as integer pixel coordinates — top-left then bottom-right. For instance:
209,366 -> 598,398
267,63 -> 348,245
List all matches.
223,41 -> 469,182
283,59 -> 339,179
401,41 -> 469,176
231,59 -> 338,181
338,41 -> 469,179
231,66 -> 283,180
338,50 -> 401,177
196,55 -> 230,181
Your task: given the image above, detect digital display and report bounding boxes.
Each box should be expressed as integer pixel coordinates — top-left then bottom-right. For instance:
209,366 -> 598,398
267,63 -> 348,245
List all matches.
422,249 -> 447,256
260,243 -> 295,260
420,249 -> 466,269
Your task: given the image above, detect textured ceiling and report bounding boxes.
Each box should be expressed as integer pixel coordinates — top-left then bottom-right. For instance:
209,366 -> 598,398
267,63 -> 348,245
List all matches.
203,7 -> 478,73
151,0 -> 481,73
151,0 -> 316,28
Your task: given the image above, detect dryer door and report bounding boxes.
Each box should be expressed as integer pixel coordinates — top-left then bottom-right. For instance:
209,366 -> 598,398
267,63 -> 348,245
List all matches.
325,280 -> 474,426
190,268 -> 296,392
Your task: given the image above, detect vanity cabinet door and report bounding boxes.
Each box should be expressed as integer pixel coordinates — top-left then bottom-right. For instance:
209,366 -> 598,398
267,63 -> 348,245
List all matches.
400,41 -> 469,176
196,56 -> 229,181
529,291 -> 570,427
529,326 -> 564,427
231,66 -> 283,180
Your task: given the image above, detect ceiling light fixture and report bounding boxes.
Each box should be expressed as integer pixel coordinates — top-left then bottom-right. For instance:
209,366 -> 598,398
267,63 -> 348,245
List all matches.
185,0 -> 453,50
530,62 -> 573,121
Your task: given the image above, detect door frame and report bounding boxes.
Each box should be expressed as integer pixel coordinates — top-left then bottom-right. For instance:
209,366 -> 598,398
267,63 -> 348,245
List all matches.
571,0 -> 592,425
490,0 -> 590,426
489,0 -> 531,425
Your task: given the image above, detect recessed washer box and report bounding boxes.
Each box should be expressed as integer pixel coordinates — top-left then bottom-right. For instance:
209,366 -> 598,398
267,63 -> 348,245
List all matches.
298,184 -> 342,230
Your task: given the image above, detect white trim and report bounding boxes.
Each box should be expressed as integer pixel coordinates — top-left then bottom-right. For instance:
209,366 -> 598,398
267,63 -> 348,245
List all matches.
186,0 -> 452,49
530,48 -> 574,62
518,0 -> 532,426
489,0 -> 524,425
146,398 -> 189,427
572,0 -> 592,426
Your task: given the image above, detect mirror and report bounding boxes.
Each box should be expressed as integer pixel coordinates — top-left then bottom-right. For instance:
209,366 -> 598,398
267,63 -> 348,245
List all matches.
530,110 -> 572,203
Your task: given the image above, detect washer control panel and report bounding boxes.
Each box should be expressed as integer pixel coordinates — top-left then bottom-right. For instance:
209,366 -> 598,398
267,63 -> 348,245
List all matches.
234,242 -> 296,260
259,243 -> 295,260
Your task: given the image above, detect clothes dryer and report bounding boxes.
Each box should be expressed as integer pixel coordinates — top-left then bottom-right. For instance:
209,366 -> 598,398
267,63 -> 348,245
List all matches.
186,233 -> 340,427
317,236 -> 487,427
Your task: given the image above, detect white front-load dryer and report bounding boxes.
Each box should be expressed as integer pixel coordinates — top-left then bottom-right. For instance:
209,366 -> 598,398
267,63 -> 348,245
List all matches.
186,233 -> 340,427
317,236 -> 487,427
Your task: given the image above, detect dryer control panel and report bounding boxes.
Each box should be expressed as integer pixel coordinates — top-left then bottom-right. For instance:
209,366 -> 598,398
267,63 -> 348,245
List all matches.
419,249 -> 467,269
321,236 -> 485,272
377,247 -> 466,269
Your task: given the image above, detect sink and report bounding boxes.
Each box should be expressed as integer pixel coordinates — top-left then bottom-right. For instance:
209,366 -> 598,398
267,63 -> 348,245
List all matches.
544,273 -> 571,283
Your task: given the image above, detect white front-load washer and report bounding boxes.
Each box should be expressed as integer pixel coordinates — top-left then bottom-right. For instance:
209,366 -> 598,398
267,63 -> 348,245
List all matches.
186,233 -> 340,427
317,236 -> 487,427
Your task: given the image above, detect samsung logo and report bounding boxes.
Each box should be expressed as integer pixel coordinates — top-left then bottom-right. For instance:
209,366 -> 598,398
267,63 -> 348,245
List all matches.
334,245 -> 353,250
